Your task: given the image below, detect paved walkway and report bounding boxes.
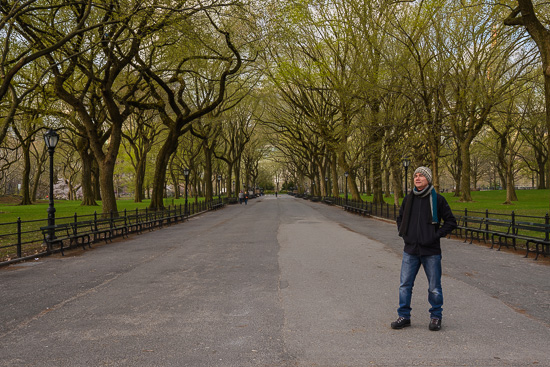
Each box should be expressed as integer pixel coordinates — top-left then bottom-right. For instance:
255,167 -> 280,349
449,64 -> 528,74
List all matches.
1,195 -> 549,366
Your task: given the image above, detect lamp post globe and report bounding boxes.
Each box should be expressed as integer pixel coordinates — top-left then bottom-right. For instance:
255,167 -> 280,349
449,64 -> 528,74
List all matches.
44,129 -> 59,252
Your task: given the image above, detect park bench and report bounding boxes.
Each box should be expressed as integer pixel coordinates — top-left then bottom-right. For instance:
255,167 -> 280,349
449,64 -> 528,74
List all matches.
461,217 -> 514,250
343,202 -> 369,216
40,223 -> 90,256
486,218 -> 515,250
77,217 -> 129,244
210,202 -> 224,211
511,221 -> 550,260
125,213 -> 143,234
81,216 -> 127,243
358,207 -> 369,216
450,215 -> 466,238
162,209 -> 184,227
452,214 -> 549,260
78,220 -> 113,244
462,216 -> 492,244
138,212 -> 164,232
323,198 -> 334,205
107,216 -> 129,239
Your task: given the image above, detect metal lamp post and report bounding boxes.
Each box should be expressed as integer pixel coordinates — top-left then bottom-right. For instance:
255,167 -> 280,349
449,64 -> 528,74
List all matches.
403,158 -> 410,194
344,171 -> 349,205
44,129 -> 59,252
183,168 -> 190,216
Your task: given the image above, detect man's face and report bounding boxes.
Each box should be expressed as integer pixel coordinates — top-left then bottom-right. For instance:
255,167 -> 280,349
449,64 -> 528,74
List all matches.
414,172 -> 429,191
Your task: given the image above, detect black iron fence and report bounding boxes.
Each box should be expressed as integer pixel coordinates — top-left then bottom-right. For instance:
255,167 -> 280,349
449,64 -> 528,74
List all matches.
333,197 -> 400,220
0,199 -> 225,266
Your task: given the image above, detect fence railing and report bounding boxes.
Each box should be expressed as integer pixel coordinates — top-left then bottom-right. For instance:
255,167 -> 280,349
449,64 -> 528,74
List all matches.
333,197 -> 400,220
0,199 -> 225,266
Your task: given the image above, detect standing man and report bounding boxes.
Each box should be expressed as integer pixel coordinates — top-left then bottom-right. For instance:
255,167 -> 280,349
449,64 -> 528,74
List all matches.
392,166 -> 457,331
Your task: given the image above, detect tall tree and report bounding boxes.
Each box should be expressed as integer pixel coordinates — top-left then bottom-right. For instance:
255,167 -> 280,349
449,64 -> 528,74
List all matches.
504,0 -> 550,207
121,110 -> 164,202
383,0 -> 451,193
445,3 -> 533,201
0,0 -> 93,144
46,2 -> 179,215
133,6 -> 244,209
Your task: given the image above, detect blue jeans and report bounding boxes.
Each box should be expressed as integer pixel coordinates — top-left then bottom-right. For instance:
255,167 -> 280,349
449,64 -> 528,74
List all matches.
398,252 -> 443,320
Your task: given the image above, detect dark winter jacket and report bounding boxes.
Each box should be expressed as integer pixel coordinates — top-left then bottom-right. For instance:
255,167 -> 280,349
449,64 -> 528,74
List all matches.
397,190 -> 457,256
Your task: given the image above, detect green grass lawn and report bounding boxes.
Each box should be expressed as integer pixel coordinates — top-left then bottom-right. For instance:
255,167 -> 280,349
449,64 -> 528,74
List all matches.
441,190 -> 550,217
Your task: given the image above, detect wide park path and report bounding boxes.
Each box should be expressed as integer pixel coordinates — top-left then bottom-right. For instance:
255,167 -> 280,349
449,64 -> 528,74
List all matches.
1,195 -> 549,367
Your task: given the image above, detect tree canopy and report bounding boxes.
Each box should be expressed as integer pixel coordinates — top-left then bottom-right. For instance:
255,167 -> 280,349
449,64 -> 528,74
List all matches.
1,0 -> 549,211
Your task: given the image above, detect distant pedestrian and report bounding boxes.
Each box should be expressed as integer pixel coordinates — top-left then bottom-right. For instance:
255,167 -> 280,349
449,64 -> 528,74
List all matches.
238,191 -> 244,204
244,193 -> 248,205
392,166 -> 457,331
275,191 -> 278,197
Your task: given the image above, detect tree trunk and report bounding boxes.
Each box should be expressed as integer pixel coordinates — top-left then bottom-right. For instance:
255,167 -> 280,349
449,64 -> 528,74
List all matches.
365,158 -> 372,196
429,143 -> 440,193
391,164 -> 402,207
537,158 -> 546,189
31,165 -> 41,203
98,161 -> 118,217
150,131 -> 179,210
78,142 -> 98,206
20,145 -> 32,205
226,162 -> 233,197
347,174 -> 360,201
91,159 -> 101,201
371,152 -> 384,204
234,161 -> 241,195
337,153 -> 361,201
68,179 -> 75,200
134,157 -> 146,202
384,167 -> 391,197
459,139 -> 473,202
506,1 -> 550,207
504,161 -> 518,204
169,156 -> 180,200
331,155 -> 339,197
31,150 -> 47,202
203,144 -> 214,202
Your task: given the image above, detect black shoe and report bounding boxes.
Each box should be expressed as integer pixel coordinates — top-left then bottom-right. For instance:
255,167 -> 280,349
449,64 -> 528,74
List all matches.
429,318 -> 441,331
391,317 -> 411,329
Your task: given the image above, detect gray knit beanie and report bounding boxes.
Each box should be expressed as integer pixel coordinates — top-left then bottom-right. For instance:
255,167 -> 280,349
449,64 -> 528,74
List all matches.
414,166 -> 433,184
